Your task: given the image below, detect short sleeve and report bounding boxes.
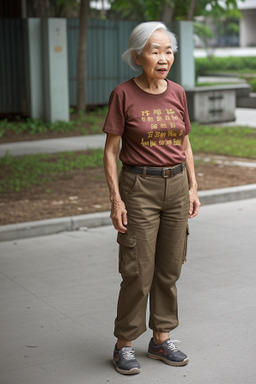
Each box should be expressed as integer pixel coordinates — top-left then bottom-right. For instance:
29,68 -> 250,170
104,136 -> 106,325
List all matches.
102,89 -> 125,136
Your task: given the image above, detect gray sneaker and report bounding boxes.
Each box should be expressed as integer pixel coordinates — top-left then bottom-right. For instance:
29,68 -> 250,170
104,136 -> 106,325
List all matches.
113,344 -> 141,375
148,338 -> 189,366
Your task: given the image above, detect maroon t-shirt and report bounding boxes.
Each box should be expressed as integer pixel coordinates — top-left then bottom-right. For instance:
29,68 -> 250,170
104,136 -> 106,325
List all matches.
103,79 -> 191,167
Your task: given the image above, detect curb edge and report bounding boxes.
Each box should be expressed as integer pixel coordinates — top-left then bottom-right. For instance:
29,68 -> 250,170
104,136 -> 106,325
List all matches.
1,184 -> 256,242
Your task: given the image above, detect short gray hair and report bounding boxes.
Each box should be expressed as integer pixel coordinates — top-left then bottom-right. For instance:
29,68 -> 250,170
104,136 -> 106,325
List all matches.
121,21 -> 178,71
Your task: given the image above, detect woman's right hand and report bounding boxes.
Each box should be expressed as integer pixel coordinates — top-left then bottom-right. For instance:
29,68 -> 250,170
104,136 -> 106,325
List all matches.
110,199 -> 128,233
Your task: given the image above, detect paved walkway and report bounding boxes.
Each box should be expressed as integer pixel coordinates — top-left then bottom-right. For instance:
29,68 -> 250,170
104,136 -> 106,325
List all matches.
194,46 -> 256,58
0,198 -> 256,384
0,134 -> 106,158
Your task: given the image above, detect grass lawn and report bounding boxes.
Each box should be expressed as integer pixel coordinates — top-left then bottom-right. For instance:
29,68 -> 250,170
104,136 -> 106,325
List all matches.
1,124 -> 256,193
0,149 -> 104,192
189,124 -> 256,158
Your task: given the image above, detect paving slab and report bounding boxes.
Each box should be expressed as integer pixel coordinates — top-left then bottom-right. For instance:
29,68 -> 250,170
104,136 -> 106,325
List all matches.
0,198 -> 256,384
0,134 -> 106,158
194,47 -> 256,58
217,107 -> 256,128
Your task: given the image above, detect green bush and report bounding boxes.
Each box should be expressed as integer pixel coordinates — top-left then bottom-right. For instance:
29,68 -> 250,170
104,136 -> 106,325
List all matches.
195,56 -> 256,78
246,77 -> 256,92
0,106 -> 108,139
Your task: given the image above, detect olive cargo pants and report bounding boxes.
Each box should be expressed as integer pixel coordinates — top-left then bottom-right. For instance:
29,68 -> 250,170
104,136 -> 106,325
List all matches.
114,166 -> 189,341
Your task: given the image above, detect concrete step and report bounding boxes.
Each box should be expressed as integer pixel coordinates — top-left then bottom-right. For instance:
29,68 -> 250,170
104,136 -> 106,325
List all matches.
237,93 -> 256,108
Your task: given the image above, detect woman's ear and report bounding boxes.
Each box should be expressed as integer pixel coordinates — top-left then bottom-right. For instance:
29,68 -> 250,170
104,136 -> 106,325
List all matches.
132,50 -> 141,66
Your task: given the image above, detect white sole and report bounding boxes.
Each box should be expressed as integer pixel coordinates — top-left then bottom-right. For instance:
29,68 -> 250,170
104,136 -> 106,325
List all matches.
113,360 -> 141,375
148,352 -> 189,367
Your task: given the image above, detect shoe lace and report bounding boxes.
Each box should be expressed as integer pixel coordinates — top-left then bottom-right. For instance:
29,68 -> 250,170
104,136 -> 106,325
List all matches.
166,339 -> 181,352
122,347 -> 136,360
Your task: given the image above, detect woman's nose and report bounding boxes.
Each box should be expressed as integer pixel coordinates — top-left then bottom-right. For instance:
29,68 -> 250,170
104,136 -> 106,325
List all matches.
158,58 -> 167,64
158,54 -> 167,63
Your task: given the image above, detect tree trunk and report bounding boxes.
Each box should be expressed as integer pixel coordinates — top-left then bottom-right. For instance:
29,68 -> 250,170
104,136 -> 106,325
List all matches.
77,0 -> 90,114
187,0 -> 196,20
161,2 -> 175,25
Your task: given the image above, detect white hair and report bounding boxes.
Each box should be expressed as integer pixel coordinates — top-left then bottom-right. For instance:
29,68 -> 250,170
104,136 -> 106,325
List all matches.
121,21 -> 178,71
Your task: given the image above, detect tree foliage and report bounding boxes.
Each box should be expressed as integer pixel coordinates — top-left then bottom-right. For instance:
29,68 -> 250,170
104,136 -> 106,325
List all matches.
108,0 -> 244,22
26,0 -> 50,17
26,0 -> 79,17
50,0 -> 79,17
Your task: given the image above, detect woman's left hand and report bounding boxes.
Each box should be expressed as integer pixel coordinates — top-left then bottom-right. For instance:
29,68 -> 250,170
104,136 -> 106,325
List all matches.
188,188 -> 201,219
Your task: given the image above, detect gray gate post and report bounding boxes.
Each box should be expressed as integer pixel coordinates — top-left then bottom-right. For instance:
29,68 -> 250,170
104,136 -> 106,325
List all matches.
42,18 -> 69,123
169,21 -> 195,88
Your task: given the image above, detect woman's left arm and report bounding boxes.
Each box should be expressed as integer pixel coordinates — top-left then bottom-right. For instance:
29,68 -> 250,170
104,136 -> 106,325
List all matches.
183,135 -> 201,218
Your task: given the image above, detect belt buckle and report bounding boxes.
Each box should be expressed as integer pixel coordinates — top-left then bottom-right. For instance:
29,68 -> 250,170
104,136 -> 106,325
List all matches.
162,167 -> 172,178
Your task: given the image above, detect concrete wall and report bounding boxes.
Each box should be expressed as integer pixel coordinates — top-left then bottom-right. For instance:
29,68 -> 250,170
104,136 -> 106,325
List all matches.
240,9 -> 256,47
186,86 -> 236,124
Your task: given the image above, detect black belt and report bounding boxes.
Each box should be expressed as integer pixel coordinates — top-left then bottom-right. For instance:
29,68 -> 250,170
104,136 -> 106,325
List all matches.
122,162 -> 186,178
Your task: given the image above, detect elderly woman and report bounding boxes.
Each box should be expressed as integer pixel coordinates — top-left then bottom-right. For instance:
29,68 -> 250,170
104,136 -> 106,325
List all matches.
103,21 -> 200,375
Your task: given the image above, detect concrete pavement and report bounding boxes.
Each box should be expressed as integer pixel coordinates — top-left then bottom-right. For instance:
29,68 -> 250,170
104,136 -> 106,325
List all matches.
214,108 -> 256,128
0,198 -> 256,384
0,134 -> 106,158
194,46 -> 256,58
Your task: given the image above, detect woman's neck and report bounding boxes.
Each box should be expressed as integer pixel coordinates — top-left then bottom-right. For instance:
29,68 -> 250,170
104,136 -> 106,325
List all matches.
133,75 -> 167,94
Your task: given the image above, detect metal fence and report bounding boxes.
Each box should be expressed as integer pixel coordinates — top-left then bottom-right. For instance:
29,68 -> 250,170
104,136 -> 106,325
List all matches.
0,19 -> 27,116
0,18 -> 137,116
67,19 -> 136,106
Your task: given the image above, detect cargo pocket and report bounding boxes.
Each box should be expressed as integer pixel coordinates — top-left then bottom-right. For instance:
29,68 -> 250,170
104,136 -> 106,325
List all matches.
182,224 -> 190,264
117,232 -> 138,276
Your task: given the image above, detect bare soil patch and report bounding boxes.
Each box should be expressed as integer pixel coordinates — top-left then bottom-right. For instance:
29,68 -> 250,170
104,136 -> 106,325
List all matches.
1,131 -> 256,226
0,129 -> 85,144
1,162 -> 256,226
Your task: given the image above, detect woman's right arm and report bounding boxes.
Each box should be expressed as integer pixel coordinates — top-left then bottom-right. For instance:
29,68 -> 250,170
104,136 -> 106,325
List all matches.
103,133 -> 127,234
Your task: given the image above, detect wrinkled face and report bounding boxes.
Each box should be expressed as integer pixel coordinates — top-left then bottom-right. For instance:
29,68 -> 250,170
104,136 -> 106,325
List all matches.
133,29 -> 174,79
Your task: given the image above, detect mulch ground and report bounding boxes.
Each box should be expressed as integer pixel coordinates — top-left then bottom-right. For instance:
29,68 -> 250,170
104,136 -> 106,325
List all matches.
1,131 -> 256,225
1,163 -> 256,226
